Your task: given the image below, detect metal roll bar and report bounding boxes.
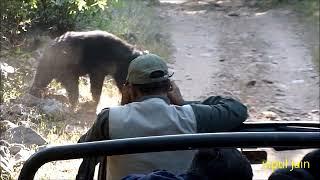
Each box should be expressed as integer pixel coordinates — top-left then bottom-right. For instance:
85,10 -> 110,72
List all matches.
19,132 -> 320,180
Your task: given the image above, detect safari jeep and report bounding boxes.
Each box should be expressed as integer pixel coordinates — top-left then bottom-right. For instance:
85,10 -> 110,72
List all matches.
18,121 -> 320,180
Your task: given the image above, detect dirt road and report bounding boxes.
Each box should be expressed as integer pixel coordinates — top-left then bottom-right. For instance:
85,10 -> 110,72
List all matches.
158,0 -> 319,179
160,0 -> 319,121
14,1 -> 318,179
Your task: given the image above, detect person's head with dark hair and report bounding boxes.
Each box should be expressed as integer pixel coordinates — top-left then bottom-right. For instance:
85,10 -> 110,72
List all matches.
121,149 -> 252,180
301,149 -> 320,180
121,54 -> 181,105
187,148 -> 253,180
268,168 -> 314,180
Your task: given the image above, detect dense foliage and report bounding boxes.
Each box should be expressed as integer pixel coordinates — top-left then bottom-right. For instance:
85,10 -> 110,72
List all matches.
0,0 -> 110,49
256,0 -> 319,17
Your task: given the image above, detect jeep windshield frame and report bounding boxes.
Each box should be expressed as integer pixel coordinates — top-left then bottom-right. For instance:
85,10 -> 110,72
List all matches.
18,121 -> 320,180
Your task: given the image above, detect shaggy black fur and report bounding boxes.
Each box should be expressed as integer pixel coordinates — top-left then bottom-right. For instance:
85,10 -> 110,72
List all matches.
30,30 -> 144,107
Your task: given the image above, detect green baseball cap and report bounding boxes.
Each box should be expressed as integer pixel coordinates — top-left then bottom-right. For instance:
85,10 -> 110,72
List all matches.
126,54 -> 172,84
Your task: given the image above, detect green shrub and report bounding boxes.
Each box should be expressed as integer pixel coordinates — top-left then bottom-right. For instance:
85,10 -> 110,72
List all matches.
255,0 -> 319,18
76,0 -> 172,59
0,0 -> 107,49
0,0 -> 33,49
0,52 -> 34,103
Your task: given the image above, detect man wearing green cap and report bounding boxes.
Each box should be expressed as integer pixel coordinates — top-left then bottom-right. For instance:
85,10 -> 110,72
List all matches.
76,54 -> 248,180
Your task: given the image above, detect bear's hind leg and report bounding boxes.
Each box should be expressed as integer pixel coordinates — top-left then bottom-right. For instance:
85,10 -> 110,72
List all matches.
89,72 -> 105,106
61,75 -> 79,109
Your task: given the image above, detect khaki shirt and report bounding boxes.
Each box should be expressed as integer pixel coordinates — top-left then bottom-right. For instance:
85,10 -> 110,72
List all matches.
76,96 -> 248,180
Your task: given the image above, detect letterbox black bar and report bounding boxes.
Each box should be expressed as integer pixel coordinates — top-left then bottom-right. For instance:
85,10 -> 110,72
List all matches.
19,132 -> 320,180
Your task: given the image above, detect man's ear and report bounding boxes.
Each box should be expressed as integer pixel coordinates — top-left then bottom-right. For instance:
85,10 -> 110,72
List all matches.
168,80 -> 173,91
120,83 -> 134,105
127,84 -> 137,101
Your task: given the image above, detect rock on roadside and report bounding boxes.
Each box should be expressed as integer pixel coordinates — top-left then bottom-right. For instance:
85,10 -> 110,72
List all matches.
1,145 -> 13,180
2,126 -> 47,147
9,144 -> 26,156
40,99 -> 69,119
0,120 -> 18,134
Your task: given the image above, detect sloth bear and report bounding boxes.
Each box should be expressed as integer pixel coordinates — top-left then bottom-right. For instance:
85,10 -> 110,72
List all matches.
30,30 -> 145,107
